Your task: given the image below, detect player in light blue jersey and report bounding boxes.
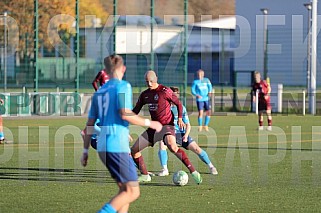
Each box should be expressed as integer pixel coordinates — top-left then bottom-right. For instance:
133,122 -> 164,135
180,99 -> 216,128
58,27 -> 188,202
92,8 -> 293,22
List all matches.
157,87 -> 218,176
81,55 -> 162,213
191,69 -> 213,132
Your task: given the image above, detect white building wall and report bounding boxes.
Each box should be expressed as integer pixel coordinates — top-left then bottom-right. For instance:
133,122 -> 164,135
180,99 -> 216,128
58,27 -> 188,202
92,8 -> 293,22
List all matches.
236,0 -> 321,86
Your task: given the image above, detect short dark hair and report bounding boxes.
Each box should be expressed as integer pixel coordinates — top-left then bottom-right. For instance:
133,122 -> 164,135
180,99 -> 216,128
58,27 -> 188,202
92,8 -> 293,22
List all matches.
170,86 -> 179,93
104,55 -> 124,74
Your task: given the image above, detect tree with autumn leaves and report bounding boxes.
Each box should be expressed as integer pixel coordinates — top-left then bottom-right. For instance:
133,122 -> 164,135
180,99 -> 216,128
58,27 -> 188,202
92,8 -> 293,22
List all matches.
0,0 -> 110,58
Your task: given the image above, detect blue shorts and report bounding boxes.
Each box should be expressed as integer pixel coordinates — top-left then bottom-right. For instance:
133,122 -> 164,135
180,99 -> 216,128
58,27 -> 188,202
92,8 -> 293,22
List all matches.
91,137 -> 97,150
197,101 -> 211,111
99,152 -> 138,183
175,133 -> 194,149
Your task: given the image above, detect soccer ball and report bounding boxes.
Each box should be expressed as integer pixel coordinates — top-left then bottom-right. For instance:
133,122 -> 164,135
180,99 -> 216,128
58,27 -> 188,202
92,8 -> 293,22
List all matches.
172,170 -> 189,186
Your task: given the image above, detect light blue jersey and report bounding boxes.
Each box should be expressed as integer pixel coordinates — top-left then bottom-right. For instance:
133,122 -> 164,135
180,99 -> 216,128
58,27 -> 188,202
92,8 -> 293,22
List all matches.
171,105 -> 189,133
88,78 -> 132,153
191,78 -> 212,102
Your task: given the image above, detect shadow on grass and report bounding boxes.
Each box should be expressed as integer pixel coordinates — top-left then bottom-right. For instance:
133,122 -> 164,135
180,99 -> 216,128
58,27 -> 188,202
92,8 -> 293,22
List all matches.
0,167 -> 115,183
200,145 -> 321,152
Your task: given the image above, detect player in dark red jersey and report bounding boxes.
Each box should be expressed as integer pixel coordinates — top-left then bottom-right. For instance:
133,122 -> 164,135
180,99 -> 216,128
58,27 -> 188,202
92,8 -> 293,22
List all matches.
92,69 -> 110,91
131,70 -> 203,184
252,71 -> 272,131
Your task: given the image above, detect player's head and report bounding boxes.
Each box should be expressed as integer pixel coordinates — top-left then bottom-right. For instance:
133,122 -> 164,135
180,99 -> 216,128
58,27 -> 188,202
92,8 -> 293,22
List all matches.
170,86 -> 179,96
144,70 -> 158,89
104,55 -> 126,77
254,71 -> 261,83
197,69 -> 204,80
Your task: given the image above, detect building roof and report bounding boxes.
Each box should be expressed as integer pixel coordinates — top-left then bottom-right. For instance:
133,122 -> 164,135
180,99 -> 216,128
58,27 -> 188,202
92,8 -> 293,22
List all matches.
193,16 -> 236,29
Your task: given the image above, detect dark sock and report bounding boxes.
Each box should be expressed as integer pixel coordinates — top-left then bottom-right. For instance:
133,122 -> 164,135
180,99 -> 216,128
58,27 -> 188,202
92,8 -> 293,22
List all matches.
133,155 -> 148,175
268,119 -> 272,126
259,120 -> 263,126
174,148 -> 195,173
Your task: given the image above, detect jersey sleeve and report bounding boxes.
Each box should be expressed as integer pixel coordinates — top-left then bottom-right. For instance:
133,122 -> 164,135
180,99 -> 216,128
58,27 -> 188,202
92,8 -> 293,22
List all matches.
207,79 -> 213,94
191,80 -> 197,96
88,93 -> 98,120
182,106 -> 190,124
132,92 -> 145,114
262,80 -> 269,95
92,71 -> 102,91
118,82 -> 133,110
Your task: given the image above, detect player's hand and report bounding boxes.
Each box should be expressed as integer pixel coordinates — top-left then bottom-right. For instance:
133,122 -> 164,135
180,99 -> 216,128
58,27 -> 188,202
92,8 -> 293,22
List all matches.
150,121 -> 163,132
128,134 -> 133,142
182,135 -> 188,142
177,118 -> 185,130
0,99 -> 4,105
196,95 -> 202,99
81,153 -> 88,167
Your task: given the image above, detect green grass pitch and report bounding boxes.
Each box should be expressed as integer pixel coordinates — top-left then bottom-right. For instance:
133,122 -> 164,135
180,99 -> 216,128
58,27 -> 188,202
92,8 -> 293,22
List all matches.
1,114 -> 321,212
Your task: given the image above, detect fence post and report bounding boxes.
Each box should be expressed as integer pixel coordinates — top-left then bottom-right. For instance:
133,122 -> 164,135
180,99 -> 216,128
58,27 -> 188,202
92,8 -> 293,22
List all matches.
302,90 -> 306,116
211,88 -> 215,114
255,90 -> 258,115
277,84 -> 283,113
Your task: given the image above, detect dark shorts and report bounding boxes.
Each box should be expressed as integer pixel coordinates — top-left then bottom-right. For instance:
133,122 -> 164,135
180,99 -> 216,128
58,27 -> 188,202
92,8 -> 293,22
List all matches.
141,125 -> 175,147
197,101 -> 211,111
258,97 -> 271,111
175,133 -> 194,149
99,152 -> 138,183
91,137 -> 97,150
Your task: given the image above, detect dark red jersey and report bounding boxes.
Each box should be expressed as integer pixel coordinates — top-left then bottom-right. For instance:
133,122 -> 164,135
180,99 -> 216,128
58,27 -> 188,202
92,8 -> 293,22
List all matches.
133,84 -> 183,125
252,80 -> 269,100
92,70 -> 109,91
252,80 -> 271,110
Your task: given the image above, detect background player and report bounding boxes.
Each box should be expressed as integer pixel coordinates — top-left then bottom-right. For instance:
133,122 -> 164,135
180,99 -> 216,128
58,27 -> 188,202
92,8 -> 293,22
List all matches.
191,69 -> 213,132
252,71 -> 272,131
92,69 -> 109,91
131,71 -> 203,184
0,98 -> 5,144
81,55 -> 162,213
158,87 -> 218,176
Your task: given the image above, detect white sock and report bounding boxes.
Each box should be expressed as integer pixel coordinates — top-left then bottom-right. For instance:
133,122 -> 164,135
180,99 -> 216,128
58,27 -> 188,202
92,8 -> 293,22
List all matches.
208,163 -> 214,168
162,165 -> 168,171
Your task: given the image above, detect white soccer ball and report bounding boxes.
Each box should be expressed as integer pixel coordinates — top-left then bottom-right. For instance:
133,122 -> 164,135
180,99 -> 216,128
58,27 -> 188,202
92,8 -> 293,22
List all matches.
172,170 -> 189,186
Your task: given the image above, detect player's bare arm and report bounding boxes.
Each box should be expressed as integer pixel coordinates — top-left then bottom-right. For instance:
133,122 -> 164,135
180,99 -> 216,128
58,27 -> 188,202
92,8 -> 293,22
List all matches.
81,118 -> 96,167
121,108 -> 162,132
182,123 -> 191,142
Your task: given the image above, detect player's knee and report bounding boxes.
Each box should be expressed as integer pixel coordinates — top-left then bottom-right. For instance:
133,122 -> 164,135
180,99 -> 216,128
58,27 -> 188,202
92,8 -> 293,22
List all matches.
128,186 -> 140,200
130,147 -> 140,158
132,187 -> 140,200
167,144 -> 179,153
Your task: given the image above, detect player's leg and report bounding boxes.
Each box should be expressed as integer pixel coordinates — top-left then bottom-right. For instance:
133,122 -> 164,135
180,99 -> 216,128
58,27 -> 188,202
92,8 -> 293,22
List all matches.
158,141 -> 169,176
130,130 -> 153,181
266,109 -> 272,131
203,101 -> 211,132
258,111 -> 264,130
266,98 -> 272,130
197,101 -> 204,131
164,133 -> 202,184
186,141 -> 218,175
98,152 -> 140,213
0,116 -> 4,143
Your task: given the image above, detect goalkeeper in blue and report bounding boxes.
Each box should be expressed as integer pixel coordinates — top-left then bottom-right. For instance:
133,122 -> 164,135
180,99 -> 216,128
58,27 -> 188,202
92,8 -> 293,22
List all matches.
157,87 -> 218,176
191,69 -> 213,132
